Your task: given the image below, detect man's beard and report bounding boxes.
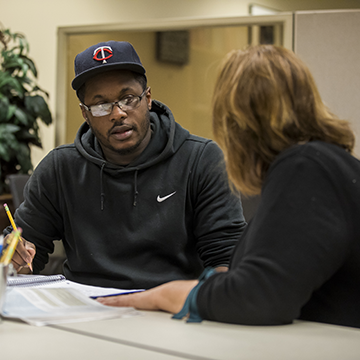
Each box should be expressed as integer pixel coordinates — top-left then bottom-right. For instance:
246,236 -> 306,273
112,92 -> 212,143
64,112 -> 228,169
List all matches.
89,110 -> 151,156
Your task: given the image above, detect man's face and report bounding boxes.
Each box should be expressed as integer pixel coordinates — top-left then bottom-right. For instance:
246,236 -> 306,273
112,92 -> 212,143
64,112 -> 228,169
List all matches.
81,70 -> 152,165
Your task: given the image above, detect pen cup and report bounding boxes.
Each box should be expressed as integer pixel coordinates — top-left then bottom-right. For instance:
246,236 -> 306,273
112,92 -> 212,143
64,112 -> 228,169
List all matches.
0,263 -> 8,323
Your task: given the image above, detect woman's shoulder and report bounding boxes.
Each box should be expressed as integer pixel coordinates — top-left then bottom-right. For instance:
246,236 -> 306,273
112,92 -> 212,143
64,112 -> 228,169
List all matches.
270,141 -> 360,188
276,141 -> 358,167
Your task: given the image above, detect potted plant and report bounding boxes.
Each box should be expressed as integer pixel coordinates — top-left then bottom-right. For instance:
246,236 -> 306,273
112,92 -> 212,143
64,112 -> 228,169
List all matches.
0,28 -> 53,196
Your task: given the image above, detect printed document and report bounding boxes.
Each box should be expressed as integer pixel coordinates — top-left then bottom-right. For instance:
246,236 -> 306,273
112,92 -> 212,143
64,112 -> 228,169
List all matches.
2,286 -> 140,326
7,274 -> 144,298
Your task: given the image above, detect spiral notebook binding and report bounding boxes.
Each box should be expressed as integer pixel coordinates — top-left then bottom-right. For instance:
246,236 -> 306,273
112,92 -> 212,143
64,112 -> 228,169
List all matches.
7,274 -> 66,287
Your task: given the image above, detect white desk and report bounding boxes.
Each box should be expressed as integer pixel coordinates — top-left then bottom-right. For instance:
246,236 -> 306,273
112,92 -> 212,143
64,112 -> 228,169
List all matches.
0,317 -> 190,360
2,311 -> 360,360
54,311 -> 360,360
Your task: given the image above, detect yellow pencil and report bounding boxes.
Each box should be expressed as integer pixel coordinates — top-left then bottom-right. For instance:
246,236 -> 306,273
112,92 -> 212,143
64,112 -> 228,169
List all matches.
3,203 -> 32,271
0,229 -> 21,265
4,203 -> 16,230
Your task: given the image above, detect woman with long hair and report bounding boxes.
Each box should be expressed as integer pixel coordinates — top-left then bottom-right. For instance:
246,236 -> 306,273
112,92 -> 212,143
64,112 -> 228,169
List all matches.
98,45 -> 360,328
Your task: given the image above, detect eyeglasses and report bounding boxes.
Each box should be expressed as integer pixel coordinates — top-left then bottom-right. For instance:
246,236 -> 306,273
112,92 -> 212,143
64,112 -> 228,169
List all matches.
81,88 -> 149,117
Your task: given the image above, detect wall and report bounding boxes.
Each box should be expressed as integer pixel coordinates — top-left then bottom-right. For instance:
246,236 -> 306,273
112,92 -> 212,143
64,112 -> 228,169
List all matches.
294,10 -> 360,156
2,0 -> 360,165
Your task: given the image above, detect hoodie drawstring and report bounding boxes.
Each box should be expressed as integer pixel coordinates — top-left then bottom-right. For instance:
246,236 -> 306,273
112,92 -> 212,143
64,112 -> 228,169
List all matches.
100,162 -> 105,210
133,169 -> 139,207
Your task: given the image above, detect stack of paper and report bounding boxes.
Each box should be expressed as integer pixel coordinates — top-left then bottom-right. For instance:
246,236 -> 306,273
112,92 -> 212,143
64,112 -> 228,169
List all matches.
7,274 -> 144,298
2,274 -> 144,326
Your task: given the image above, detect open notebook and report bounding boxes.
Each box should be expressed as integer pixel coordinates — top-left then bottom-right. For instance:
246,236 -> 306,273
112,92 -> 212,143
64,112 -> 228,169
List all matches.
3,274 -> 144,326
7,274 -> 144,298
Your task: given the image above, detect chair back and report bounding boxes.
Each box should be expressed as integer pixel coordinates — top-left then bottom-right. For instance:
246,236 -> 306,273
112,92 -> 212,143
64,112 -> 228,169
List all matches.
6,174 -> 31,209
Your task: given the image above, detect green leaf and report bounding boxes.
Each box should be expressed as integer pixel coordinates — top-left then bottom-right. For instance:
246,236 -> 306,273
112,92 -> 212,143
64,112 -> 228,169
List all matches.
0,28 -> 53,194
0,97 -> 9,122
2,76 -> 25,97
0,71 -> 10,86
14,107 -> 29,125
3,58 -> 25,73
0,142 -> 11,162
16,128 -> 42,147
0,123 -> 21,135
22,57 -> 37,78
20,62 -> 30,76
6,104 -> 17,120
16,142 -> 32,172
0,150 -> 11,162
32,85 -> 49,98
0,72 -> 19,93
25,95 -> 53,125
0,124 -> 19,161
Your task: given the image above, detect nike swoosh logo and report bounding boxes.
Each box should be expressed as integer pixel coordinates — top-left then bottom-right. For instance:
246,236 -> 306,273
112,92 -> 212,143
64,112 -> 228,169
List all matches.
157,191 -> 176,203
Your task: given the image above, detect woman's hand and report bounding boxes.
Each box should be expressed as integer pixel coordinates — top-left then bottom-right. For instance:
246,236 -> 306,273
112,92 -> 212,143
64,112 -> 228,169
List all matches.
97,279 -> 198,314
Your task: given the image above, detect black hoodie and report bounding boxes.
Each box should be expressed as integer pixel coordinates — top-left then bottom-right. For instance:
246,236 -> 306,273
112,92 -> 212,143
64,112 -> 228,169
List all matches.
14,100 -> 246,289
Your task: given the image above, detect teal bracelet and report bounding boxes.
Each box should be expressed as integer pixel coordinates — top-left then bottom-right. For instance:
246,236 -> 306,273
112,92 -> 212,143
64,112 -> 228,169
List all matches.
172,267 -> 217,323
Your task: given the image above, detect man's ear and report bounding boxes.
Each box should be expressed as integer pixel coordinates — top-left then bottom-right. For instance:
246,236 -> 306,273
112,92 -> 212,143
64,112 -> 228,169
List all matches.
80,104 -> 89,123
146,87 -> 152,110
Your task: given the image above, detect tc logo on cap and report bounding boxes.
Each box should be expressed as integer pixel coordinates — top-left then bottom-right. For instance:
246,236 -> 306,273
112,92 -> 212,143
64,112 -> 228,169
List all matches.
93,46 -> 113,64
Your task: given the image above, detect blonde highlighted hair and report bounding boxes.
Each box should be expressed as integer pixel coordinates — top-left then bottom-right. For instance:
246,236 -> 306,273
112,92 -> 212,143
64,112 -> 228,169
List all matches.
212,45 -> 355,196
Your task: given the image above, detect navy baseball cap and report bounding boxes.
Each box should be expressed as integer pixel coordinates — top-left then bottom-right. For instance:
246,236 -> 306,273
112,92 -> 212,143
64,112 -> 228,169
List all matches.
71,41 -> 146,91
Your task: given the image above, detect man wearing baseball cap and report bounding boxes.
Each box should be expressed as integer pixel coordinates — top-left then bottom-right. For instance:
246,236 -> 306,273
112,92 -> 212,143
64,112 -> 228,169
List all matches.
8,41 -> 246,290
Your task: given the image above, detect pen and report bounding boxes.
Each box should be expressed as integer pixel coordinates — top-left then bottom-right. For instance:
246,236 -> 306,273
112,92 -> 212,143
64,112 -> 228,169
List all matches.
0,229 -> 21,266
3,203 -> 32,271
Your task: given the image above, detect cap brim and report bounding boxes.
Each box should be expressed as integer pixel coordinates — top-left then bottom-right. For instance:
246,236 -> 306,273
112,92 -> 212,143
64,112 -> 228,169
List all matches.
71,62 -> 146,91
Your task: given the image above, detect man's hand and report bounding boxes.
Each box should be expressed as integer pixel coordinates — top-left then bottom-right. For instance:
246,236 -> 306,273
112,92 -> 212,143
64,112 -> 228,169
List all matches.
5,235 -> 36,272
97,280 -> 198,314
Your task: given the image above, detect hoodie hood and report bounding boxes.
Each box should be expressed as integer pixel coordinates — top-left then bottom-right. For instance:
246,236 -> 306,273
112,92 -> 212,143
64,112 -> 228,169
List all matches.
74,100 -> 189,208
